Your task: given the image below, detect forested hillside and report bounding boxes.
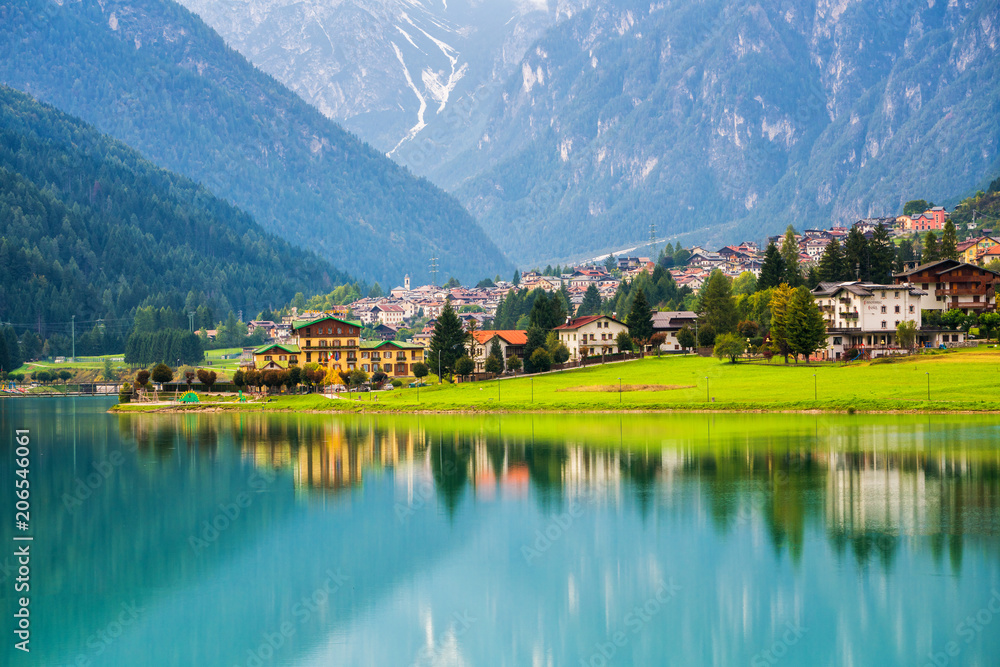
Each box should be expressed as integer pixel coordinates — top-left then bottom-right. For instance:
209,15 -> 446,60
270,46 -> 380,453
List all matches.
0,0 -> 511,284
0,85 -> 345,355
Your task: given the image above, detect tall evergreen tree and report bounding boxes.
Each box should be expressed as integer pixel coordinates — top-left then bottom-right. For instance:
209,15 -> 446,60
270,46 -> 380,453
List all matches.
844,227 -> 870,280
780,225 -> 803,286
895,238 -> 916,272
522,325 -> 549,373
758,242 -> 786,291
869,224 -> 896,283
626,288 -> 654,347
924,231 -> 941,263
817,239 -> 847,282
427,301 -> 467,379
697,271 -> 738,343
787,286 -> 828,362
768,284 -> 796,363
578,284 -> 602,316
940,221 -> 959,260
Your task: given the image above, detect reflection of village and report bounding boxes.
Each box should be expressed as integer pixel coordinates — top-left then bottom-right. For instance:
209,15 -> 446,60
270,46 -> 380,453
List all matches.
121,416 -> 1000,570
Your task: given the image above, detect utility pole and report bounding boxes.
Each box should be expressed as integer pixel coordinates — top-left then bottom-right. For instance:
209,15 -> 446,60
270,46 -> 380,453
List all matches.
429,257 -> 439,287
71,315 -> 75,362
189,311 -> 195,333
649,222 -> 656,259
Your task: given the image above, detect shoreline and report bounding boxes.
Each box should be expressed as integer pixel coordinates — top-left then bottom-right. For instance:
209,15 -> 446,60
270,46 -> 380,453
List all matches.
108,401 -> 1000,416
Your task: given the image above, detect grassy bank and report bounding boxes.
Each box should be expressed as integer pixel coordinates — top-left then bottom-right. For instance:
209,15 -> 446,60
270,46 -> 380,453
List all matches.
110,347 -> 1000,414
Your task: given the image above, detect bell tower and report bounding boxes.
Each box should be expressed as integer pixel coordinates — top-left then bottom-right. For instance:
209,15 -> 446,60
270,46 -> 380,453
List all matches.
404,274 -> 411,290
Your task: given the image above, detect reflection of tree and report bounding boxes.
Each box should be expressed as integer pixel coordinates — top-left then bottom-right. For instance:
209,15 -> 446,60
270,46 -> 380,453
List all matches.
621,451 -> 661,518
764,453 -> 823,566
430,435 -> 472,519
524,442 -> 568,510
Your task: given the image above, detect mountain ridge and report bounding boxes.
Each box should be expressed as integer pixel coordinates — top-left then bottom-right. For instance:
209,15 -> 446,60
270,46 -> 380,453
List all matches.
0,0 -> 512,284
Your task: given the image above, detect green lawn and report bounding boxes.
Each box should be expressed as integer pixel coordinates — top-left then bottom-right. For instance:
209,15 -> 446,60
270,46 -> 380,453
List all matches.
113,347 -> 1000,413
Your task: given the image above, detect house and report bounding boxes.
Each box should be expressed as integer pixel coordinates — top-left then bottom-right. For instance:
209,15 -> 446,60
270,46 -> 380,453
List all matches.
247,320 -> 276,337
372,303 -> 406,327
893,259 -> 999,314
901,207 -> 949,233
810,282 -> 931,359
251,343 -> 301,370
293,315 -> 363,371
469,330 -> 528,372
553,315 -> 629,361
358,341 -> 425,377
956,236 -> 1000,265
651,311 -> 698,351
372,323 -> 399,341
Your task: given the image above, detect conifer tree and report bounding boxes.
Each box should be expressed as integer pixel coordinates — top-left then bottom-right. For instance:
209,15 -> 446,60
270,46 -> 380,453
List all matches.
578,284 -> 602,316
428,301 -> 467,379
940,221 -> 959,261
768,284 -> 796,363
780,225 -> 803,286
787,286 -> 828,362
758,242 -> 786,291
626,288 -> 654,348
697,271 -> 737,344
844,227 -> 870,280
924,231 -> 941,263
818,239 -> 847,282
869,224 -> 896,283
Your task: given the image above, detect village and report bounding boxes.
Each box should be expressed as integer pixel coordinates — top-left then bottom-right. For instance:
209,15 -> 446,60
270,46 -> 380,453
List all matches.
241,203 -> 1000,380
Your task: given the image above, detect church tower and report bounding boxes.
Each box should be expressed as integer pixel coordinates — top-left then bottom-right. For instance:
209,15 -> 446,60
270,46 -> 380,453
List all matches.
404,274 -> 411,291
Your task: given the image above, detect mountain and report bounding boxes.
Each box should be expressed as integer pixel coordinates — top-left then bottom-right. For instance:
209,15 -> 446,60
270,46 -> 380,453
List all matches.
0,0 -> 511,285
0,84 -> 345,334
174,0 -> 588,181
182,0 -> 1000,267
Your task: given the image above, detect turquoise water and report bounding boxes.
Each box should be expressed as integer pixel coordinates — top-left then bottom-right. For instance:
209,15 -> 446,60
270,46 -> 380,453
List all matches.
1,398 -> 999,666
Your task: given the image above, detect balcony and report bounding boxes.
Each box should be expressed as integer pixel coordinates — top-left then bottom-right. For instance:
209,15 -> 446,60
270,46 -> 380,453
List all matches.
819,304 -> 835,311
936,287 -> 988,297
839,311 -> 859,319
839,297 -> 852,305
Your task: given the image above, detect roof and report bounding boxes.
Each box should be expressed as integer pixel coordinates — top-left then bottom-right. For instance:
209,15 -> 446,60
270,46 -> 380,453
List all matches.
812,281 -> 925,298
894,258 -> 1000,279
471,330 -> 528,345
651,311 -> 698,329
252,343 -> 300,355
359,340 -> 424,350
553,315 -> 626,331
292,315 -> 363,330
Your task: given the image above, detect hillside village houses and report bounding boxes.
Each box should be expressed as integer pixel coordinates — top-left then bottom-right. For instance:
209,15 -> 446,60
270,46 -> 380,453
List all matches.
241,203 -> 999,375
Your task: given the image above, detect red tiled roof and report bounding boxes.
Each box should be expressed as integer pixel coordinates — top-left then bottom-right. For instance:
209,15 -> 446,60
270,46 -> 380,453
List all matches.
553,315 -> 625,330
472,330 -> 528,345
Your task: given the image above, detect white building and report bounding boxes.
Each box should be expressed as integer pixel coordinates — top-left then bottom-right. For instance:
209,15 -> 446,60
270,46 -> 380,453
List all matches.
810,281 -> 961,360
553,315 -> 630,361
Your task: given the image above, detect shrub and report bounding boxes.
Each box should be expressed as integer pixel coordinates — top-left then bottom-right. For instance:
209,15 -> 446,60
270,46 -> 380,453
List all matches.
391,379 -> 403,388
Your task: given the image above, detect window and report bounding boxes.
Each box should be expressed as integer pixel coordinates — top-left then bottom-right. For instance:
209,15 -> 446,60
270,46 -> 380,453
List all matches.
279,355 -> 286,361
881,306 -> 887,313
881,291 -> 886,298
327,327 -> 333,335
894,292 -> 899,298
881,321 -> 887,329
909,305 -> 915,313
306,340 -> 311,348
895,321 -> 900,328
894,305 -> 900,313
264,355 -> 272,361
833,337 -> 842,345
289,356 -> 297,363
922,283 -> 928,290
337,327 -> 342,335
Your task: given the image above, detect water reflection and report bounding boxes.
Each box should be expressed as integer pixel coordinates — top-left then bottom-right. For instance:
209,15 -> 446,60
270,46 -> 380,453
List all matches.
3,400 -> 998,666
116,412 -> 1000,574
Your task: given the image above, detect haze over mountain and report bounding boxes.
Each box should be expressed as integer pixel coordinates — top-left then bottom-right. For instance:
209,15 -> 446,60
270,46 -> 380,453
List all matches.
0,0 -> 512,285
181,0 -> 1000,267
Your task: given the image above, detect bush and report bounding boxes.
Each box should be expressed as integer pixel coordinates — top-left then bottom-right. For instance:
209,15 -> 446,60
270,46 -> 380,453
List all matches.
506,356 -> 522,373
151,363 -> 173,384
391,379 -> 403,388
529,348 -> 552,373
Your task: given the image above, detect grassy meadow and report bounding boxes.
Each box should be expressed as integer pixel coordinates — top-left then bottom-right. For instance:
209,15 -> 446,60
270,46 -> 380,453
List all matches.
112,346 -> 1000,413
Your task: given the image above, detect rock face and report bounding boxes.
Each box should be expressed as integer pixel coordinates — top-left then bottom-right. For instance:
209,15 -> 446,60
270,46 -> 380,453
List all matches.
0,0 -> 512,285
176,0 -> 588,180
180,0 -> 1000,267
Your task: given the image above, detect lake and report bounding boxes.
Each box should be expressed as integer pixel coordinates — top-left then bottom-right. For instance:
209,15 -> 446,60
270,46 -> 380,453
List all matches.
2,398 -> 999,666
